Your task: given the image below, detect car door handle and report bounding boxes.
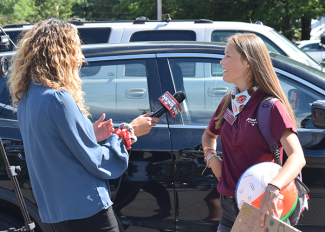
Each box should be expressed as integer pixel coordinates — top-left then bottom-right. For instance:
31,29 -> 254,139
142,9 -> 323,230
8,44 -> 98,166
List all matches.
125,88 -> 146,99
179,148 -> 222,160
179,149 -> 204,159
208,87 -> 229,97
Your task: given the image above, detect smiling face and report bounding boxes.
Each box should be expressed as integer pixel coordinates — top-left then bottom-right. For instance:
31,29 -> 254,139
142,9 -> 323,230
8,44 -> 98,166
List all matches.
220,42 -> 252,92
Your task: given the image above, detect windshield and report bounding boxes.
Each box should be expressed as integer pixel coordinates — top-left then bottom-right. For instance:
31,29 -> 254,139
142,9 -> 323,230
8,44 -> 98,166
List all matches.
270,52 -> 325,80
271,30 -> 322,70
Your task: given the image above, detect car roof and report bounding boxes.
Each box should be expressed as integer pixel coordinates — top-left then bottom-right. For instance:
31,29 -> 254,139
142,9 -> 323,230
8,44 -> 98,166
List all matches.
3,41 -> 325,90
81,41 -> 226,57
1,20 -> 271,31
297,40 -> 320,47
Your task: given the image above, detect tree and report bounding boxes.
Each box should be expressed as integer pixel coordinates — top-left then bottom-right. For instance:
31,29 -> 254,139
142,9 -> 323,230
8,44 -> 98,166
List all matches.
0,0 -> 35,26
0,0 -> 81,27
72,0 -> 123,21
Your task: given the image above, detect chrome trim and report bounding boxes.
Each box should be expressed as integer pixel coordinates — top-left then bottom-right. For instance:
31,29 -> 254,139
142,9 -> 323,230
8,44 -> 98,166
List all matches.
85,54 -> 156,62
274,68 -> 325,95
157,53 -> 224,59
0,103 -> 16,111
168,124 -> 325,132
113,124 -> 168,128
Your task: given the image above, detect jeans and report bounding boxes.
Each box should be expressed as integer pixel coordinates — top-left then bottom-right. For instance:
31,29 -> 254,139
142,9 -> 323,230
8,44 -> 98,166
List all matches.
217,195 -> 239,232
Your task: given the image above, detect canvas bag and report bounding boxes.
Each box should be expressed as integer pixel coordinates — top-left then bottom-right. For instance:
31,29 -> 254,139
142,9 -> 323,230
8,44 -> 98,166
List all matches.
257,96 -> 310,226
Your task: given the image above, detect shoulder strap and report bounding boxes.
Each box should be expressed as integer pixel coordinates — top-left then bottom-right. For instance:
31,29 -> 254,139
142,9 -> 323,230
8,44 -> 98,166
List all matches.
257,96 -> 282,166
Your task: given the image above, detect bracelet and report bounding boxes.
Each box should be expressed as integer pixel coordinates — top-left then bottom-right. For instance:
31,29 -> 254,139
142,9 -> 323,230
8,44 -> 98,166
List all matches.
203,147 -> 216,157
119,123 -> 137,144
265,187 -> 284,199
114,128 -> 132,150
268,183 -> 280,191
204,152 -> 222,168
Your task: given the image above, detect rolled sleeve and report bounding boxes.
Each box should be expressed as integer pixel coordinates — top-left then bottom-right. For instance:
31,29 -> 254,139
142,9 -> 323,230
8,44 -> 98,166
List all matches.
47,90 -> 128,180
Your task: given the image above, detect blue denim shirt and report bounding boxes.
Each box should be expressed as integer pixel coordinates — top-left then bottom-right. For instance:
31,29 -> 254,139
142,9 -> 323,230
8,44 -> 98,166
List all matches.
17,82 -> 129,223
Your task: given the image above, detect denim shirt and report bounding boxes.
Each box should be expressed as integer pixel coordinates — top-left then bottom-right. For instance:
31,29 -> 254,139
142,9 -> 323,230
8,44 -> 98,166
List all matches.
17,82 -> 129,223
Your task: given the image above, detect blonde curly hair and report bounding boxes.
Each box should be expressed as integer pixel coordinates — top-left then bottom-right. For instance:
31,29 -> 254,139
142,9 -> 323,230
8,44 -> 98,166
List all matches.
8,18 -> 89,116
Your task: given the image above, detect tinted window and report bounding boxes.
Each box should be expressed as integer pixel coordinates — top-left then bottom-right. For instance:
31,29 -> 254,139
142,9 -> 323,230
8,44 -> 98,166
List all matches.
168,56 -> 325,128
211,30 -> 286,56
130,30 -> 196,42
78,28 -> 111,44
277,74 -> 325,129
0,30 -> 26,52
168,58 -> 232,125
301,43 -> 320,50
80,59 -> 149,123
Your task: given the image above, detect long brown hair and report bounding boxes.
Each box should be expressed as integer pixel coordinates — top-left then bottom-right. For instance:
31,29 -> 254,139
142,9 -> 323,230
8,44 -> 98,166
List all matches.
214,33 -> 296,129
8,18 -> 89,116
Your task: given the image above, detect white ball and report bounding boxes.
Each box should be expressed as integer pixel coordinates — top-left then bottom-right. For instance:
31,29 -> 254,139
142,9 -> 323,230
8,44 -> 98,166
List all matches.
235,162 -> 282,209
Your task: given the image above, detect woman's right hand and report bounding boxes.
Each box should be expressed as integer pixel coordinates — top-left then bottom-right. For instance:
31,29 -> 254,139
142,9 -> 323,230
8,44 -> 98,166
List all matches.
130,112 -> 160,137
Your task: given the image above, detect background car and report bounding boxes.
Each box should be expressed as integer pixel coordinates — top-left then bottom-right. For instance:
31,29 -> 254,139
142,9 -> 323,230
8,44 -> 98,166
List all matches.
298,39 -> 325,63
0,42 -> 325,232
0,17 -> 322,70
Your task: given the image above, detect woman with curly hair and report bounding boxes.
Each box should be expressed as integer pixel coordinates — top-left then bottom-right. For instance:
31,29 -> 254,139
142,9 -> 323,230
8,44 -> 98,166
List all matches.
201,33 -> 306,232
8,18 -> 159,232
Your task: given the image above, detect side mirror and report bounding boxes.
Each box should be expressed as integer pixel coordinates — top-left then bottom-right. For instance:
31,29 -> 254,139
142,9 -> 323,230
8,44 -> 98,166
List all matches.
311,100 -> 325,129
0,35 -> 10,51
0,57 -> 9,77
321,35 -> 325,46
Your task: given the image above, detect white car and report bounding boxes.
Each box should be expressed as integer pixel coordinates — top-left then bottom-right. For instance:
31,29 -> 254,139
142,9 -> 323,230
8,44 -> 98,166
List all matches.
1,17 -> 322,70
298,39 -> 325,63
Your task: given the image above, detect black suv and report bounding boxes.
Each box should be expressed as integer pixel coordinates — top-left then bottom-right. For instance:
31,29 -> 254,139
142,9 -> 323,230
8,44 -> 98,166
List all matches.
1,42 -> 325,232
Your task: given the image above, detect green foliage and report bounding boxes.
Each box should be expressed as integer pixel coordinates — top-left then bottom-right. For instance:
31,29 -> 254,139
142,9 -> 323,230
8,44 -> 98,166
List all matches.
0,0 -> 81,27
0,0 -> 35,26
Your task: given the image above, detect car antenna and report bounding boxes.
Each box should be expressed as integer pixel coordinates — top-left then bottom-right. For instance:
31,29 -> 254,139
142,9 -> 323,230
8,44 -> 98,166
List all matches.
0,26 -> 17,49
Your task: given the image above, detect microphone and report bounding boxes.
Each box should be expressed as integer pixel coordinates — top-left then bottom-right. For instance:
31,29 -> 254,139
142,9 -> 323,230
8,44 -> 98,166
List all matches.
152,91 -> 186,118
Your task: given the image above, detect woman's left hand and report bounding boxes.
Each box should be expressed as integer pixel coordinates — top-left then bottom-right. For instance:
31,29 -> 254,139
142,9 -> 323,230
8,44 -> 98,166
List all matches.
259,185 -> 281,227
93,113 -> 114,142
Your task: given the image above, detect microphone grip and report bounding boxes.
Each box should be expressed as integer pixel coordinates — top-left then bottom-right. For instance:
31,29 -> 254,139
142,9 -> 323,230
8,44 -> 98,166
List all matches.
151,107 -> 167,118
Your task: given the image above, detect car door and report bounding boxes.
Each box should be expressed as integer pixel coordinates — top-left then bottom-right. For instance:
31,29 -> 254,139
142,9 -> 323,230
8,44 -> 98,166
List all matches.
157,53 -> 226,232
81,54 -> 175,232
157,52 -> 325,231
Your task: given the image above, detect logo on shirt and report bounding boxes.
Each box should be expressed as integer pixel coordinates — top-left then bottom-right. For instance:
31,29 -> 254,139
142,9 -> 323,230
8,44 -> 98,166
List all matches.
246,118 -> 257,126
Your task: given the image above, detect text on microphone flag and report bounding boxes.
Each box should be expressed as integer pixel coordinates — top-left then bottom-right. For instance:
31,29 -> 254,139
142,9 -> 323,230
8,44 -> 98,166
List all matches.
158,91 -> 182,118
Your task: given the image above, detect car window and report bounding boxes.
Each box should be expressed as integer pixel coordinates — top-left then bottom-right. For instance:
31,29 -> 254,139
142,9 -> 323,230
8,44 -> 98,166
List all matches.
80,59 -> 149,123
0,30 -> 26,52
78,28 -> 111,44
270,30 -> 321,69
277,74 -> 325,129
211,30 -> 286,56
168,58 -> 233,125
168,57 -> 324,128
130,30 -> 196,42
301,43 -> 320,50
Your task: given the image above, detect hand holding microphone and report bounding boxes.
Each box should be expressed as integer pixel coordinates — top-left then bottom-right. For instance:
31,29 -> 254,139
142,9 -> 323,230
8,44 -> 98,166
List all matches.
151,91 -> 186,118
130,91 -> 185,137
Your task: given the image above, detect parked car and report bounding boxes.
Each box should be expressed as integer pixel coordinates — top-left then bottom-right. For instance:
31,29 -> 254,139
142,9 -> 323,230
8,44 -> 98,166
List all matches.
298,39 -> 325,63
1,41 -> 325,232
0,17 -> 322,70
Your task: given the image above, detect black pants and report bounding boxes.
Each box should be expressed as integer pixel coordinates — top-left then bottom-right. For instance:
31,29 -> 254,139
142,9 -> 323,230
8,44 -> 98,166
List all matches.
51,207 -> 124,232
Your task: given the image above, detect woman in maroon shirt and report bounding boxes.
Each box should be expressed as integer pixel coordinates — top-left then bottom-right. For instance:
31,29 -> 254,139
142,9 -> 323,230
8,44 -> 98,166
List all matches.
201,33 -> 306,232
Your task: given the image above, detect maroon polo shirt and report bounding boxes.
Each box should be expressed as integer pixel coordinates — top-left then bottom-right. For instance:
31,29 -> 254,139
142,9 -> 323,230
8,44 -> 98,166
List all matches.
208,89 -> 297,197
